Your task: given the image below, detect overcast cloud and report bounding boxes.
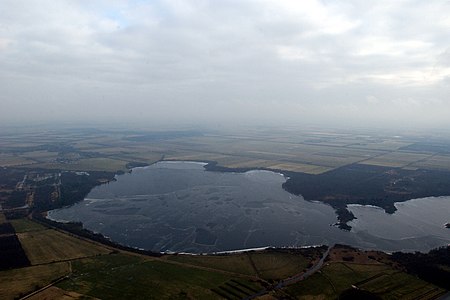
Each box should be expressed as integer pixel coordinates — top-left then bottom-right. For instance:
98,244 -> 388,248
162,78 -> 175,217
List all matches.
1,0 -> 449,128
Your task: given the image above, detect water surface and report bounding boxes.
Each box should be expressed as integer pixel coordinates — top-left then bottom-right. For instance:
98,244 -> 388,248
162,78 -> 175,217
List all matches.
49,161 -> 450,253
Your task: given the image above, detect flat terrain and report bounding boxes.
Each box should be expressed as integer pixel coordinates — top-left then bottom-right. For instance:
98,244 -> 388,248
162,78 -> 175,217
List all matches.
0,262 -> 70,300
283,262 -> 444,299
17,228 -> 111,265
280,245 -> 447,299
1,126 -> 450,175
166,248 -> 322,281
58,253 -> 261,300
1,126 -> 450,299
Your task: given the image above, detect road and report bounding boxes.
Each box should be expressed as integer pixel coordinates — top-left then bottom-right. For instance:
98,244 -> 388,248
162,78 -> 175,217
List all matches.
243,245 -> 332,299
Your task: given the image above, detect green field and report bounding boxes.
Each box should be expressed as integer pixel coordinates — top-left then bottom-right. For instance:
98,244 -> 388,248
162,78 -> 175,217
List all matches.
166,253 -> 257,276
58,253 -> 262,300
283,262 -> 446,299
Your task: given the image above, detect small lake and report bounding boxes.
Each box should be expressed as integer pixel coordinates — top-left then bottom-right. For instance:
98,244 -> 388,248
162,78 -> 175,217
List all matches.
48,161 -> 450,253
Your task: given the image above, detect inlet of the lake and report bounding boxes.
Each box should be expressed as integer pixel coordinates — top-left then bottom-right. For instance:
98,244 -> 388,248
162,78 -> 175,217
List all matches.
48,161 -> 450,253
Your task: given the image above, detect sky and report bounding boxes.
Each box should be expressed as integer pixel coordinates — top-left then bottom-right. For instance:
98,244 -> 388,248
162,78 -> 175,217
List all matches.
1,0 -> 449,129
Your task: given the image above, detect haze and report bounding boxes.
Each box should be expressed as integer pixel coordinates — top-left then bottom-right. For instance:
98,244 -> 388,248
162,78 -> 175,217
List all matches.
1,0 -> 449,129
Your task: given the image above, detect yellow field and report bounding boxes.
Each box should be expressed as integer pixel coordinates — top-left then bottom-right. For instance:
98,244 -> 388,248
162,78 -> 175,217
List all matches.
22,150 -> 59,160
0,213 -> 6,224
0,153 -> 34,167
0,262 -> 70,300
267,163 -> 332,174
26,158 -> 129,172
10,218 -> 47,233
248,251 -> 310,281
410,154 -> 450,171
167,250 -> 313,281
2,127 -> 450,176
113,151 -> 163,164
346,140 -> 412,151
17,229 -> 111,265
166,253 -> 256,276
165,152 -> 225,162
359,151 -> 433,168
27,286 -> 90,300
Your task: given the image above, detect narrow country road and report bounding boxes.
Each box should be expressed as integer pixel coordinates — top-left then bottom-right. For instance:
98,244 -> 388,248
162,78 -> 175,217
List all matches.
243,245 -> 332,300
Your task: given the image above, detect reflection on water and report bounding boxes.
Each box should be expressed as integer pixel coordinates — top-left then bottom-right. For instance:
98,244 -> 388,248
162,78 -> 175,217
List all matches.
49,161 -> 450,253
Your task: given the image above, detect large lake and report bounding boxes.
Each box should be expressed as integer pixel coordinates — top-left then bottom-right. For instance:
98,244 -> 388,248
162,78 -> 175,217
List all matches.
49,161 -> 450,253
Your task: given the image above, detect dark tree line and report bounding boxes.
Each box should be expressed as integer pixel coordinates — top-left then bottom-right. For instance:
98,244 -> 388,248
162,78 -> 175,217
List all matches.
392,246 -> 450,289
0,235 -> 31,270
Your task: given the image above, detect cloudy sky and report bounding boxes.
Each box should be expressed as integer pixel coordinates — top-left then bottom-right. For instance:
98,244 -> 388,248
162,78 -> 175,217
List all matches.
1,0 -> 449,128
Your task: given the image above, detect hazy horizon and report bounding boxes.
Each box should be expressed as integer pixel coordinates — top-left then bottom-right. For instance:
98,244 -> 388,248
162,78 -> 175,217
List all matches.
1,1 -> 449,129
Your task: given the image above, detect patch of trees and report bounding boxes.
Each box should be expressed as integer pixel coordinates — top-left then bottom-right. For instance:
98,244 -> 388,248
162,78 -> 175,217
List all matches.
0,168 -> 25,187
125,161 -> 149,169
283,164 -> 450,210
0,235 -> 31,270
335,207 -> 356,231
3,209 -> 28,219
392,246 -> 450,289
59,171 -> 114,206
2,190 -> 27,209
0,223 -> 15,235
33,185 -> 56,211
339,288 -> 381,300
204,161 -> 257,173
33,171 -> 115,212
282,164 -> 450,229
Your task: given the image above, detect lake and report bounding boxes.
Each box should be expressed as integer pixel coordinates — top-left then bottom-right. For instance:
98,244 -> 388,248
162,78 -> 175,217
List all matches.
48,161 -> 450,253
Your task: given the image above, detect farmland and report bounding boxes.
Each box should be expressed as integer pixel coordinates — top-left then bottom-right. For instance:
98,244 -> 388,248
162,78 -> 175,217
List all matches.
0,126 -> 442,174
1,126 -> 450,298
17,228 -> 111,265
2,126 -> 450,177
0,262 -> 70,300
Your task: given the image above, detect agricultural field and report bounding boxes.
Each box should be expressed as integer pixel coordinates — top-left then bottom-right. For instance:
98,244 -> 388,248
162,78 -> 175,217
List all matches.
166,253 -> 257,276
10,218 -> 47,233
1,126 -> 450,298
58,253 -> 262,300
410,154 -> 450,171
360,151 -> 433,168
166,248 -> 321,281
247,251 -> 312,281
17,228 -> 111,265
0,153 -> 34,167
281,257 -> 446,299
1,126 -> 450,174
0,262 -> 70,300
27,157 -> 130,172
